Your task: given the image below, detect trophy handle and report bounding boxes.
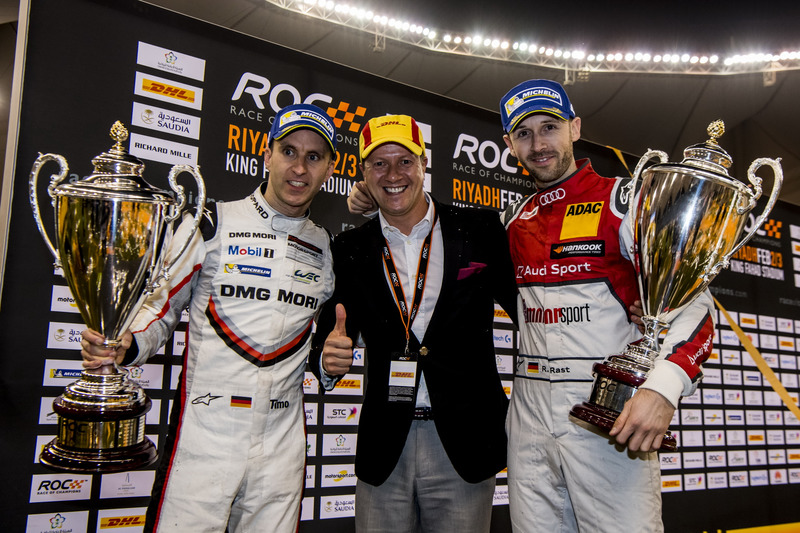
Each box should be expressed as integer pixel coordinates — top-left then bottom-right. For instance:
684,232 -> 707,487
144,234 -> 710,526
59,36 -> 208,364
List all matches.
151,164 -> 207,287
29,153 -> 70,268
708,157 -> 783,278
627,149 -> 669,248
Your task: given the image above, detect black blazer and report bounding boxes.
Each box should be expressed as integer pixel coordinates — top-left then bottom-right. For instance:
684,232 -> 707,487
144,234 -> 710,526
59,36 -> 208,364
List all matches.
311,200 -> 518,485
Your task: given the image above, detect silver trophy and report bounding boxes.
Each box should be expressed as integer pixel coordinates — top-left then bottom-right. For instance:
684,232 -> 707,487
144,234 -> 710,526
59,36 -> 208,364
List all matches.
30,121 -> 206,472
570,121 -> 782,450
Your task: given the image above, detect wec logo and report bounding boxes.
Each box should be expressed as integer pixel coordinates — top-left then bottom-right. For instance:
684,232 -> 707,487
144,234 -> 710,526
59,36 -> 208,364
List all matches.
293,270 -> 320,283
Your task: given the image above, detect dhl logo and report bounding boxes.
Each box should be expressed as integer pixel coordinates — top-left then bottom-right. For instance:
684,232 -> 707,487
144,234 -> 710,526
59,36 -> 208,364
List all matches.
662,480 -> 681,488
141,78 -> 195,103
748,434 -> 765,442
336,379 -> 362,389
100,516 -> 146,528
391,372 -> 414,378
494,309 -> 511,319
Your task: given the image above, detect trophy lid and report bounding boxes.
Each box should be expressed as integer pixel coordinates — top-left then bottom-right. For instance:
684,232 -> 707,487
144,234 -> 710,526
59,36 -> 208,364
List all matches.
678,120 -> 734,177
53,121 -> 174,204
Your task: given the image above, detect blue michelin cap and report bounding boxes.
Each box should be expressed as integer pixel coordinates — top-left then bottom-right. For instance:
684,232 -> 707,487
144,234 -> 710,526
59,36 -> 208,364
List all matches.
500,79 -> 576,133
268,103 -> 337,153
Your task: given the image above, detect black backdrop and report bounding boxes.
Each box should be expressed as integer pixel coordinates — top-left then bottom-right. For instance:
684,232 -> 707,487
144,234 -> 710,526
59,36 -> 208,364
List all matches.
2,1 -> 799,531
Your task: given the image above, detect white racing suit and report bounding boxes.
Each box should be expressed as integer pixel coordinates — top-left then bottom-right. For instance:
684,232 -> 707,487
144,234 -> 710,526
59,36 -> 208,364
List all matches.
501,160 -> 714,532
123,183 -> 333,532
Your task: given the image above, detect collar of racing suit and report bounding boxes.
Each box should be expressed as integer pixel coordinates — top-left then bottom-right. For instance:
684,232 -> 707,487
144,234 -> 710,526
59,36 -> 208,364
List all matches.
252,181 -> 312,234
534,158 -> 594,195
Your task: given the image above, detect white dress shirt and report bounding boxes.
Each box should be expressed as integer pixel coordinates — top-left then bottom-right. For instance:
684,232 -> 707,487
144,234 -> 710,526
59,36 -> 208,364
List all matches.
378,194 -> 443,407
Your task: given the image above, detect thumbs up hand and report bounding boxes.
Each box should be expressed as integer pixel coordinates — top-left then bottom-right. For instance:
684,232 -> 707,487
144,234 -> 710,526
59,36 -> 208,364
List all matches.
321,304 -> 354,376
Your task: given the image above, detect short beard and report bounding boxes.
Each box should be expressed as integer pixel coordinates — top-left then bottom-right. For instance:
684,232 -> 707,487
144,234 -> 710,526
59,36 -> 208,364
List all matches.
525,148 -> 574,188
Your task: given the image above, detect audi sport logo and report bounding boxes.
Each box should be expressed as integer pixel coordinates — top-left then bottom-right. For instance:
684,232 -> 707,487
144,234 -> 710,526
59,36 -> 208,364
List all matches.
537,188 -> 565,206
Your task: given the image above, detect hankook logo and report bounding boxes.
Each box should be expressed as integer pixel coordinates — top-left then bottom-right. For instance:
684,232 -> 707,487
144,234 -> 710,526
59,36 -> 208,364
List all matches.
537,188 -> 565,206
550,240 -> 605,259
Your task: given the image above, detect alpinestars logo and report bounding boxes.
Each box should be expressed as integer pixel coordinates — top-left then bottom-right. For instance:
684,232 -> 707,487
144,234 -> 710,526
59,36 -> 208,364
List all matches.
550,240 -> 605,259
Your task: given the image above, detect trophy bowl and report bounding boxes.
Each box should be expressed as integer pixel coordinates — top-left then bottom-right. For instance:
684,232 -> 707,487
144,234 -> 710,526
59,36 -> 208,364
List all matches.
30,121 -> 206,472
570,121 -> 783,452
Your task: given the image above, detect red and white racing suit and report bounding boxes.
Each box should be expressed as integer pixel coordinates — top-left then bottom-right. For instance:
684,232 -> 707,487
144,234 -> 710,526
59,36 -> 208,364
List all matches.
123,183 -> 333,532
502,160 -> 714,533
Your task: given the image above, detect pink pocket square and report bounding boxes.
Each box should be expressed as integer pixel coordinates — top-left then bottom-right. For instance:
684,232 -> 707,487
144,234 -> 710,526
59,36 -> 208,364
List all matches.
457,262 -> 487,280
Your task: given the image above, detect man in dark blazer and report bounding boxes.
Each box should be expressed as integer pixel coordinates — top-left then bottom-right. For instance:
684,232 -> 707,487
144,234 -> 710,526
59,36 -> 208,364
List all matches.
310,114 -> 517,532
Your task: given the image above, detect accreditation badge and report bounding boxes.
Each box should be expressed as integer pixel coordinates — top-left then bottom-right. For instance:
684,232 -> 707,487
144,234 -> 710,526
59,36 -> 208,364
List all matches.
388,353 -> 418,403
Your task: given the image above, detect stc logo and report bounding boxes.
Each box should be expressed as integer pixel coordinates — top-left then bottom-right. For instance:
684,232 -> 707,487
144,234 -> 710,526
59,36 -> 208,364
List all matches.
537,188 -> 566,206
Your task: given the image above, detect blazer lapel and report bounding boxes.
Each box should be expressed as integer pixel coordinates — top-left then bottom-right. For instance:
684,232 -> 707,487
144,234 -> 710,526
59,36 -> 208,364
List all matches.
424,203 -> 461,341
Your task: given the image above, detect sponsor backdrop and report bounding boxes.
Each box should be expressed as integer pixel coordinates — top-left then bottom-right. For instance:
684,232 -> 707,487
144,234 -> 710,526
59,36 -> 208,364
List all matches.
0,0 -> 798,531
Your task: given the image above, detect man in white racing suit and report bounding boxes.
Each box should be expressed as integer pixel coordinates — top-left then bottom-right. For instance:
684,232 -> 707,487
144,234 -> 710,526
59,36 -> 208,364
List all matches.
81,103 -> 337,532
499,80 -> 715,532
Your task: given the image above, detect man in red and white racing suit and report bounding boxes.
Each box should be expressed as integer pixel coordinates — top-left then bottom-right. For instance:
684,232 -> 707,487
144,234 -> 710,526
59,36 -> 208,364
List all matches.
499,80 -> 714,532
81,104 -> 337,532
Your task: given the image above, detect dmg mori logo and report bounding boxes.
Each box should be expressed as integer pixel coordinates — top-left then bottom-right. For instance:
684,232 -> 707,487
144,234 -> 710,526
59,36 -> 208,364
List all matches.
537,188 -> 565,206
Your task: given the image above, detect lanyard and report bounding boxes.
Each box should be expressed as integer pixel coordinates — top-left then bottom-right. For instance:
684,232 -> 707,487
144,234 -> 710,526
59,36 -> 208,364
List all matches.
381,208 -> 439,355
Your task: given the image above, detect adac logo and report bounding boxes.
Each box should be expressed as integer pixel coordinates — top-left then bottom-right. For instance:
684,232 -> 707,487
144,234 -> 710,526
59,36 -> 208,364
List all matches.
560,202 -> 603,240
327,101 -> 367,133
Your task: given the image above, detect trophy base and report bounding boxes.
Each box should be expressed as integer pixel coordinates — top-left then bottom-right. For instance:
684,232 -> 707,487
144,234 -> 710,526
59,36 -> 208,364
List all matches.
40,437 -> 157,473
570,358 -> 677,452
570,402 -> 677,452
40,368 -> 158,473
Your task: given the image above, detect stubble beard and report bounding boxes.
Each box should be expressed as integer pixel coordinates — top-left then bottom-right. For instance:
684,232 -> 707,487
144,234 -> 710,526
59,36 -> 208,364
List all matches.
525,148 -> 575,189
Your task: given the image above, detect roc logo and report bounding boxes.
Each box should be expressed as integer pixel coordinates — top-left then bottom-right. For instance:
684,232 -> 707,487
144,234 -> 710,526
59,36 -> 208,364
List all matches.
327,101 -> 367,133
560,202 -> 603,240
763,218 -> 782,238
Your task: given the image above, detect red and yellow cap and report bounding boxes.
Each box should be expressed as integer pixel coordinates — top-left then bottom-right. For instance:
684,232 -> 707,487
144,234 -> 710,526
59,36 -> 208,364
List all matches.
359,115 -> 425,160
